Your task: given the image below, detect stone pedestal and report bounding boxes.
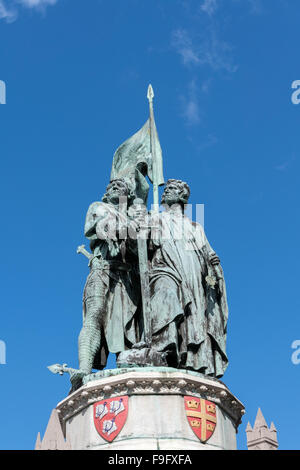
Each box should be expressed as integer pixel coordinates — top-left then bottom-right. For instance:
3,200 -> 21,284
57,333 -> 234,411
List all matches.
53,368 -> 244,450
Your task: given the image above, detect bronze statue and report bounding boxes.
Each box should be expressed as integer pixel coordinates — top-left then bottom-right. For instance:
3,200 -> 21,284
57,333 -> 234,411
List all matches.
77,179 -> 141,380
149,179 -> 228,377
49,86 -> 229,390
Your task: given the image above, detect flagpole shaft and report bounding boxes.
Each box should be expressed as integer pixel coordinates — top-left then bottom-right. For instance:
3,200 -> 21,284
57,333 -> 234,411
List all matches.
137,234 -> 151,344
149,98 -> 159,213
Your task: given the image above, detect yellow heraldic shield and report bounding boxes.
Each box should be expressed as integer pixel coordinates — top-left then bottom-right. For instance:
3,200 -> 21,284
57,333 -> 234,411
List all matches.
184,396 -> 217,443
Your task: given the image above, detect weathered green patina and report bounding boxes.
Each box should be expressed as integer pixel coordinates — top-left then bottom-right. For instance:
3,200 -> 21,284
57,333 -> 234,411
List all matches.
49,86 -> 229,391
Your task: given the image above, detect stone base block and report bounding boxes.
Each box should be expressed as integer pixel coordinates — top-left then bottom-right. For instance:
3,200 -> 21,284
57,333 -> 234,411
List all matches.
55,368 -> 245,450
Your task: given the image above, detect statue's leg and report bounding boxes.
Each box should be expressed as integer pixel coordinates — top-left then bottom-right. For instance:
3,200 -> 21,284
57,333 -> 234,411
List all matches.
78,295 -> 106,374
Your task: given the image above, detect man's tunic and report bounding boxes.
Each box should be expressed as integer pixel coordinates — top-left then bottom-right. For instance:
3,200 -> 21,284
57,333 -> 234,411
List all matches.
83,201 -> 140,369
150,209 -> 228,377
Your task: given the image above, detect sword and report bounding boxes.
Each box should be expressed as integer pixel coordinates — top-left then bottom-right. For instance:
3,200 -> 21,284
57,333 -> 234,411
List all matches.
77,244 -> 92,260
48,363 -> 87,393
47,363 -> 76,376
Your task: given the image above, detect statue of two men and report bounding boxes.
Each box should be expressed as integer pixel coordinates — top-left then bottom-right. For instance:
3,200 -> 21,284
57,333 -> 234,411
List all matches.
77,177 -> 228,381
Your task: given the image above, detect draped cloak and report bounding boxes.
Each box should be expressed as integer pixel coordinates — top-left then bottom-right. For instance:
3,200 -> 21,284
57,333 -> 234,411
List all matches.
150,210 -> 228,378
83,201 -> 140,369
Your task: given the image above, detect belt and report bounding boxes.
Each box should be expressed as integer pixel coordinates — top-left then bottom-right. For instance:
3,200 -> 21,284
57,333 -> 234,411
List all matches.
89,256 -> 131,272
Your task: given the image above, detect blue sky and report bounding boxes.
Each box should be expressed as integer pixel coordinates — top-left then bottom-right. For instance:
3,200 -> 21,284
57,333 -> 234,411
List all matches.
0,0 -> 300,450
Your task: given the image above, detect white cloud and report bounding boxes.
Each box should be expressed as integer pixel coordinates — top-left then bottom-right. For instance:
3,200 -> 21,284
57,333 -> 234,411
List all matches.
201,0 -> 218,16
197,133 -> 218,151
171,29 -> 201,66
171,27 -> 237,74
201,30 -> 238,73
0,0 -> 57,22
18,0 -> 57,7
0,0 -> 16,22
232,0 -> 263,15
182,97 -> 200,126
201,0 -> 263,17
180,80 -> 201,126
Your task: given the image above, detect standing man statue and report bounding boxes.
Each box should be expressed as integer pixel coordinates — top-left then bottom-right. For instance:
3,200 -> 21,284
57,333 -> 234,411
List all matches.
76,178 -> 141,382
149,179 -> 228,377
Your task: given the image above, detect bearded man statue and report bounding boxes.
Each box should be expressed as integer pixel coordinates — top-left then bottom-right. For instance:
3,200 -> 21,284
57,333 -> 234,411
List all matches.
149,179 -> 228,378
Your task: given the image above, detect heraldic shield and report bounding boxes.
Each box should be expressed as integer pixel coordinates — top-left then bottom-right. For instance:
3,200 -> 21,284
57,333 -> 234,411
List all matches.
93,396 -> 128,442
184,396 -> 217,443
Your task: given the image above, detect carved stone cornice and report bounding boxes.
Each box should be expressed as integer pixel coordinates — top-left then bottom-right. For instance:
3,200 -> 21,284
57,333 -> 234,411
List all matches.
56,369 -> 245,435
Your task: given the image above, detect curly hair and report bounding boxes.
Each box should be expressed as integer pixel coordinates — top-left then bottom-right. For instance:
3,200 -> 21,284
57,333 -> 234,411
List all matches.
102,178 -> 136,204
162,179 -> 190,204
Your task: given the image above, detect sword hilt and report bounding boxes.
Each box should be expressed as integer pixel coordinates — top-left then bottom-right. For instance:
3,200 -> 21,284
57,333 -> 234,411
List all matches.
77,244 -> 92,260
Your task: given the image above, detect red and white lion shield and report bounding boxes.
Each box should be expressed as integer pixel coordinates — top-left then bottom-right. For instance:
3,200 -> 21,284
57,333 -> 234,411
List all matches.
184,396 -> 217,443
93,396 -> 128,442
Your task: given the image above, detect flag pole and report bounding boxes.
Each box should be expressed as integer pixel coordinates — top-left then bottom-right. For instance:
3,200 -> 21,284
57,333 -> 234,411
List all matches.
147,84 -> 159,214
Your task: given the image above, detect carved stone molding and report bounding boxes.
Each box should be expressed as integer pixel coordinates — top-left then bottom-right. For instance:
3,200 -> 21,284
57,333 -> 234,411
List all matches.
56,369 -> 245,435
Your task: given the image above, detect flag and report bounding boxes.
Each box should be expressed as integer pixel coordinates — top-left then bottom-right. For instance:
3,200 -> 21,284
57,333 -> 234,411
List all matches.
110,118 -> 164,203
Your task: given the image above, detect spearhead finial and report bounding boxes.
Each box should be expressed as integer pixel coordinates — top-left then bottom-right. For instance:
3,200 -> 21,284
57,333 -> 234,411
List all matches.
147,84 -> 154,103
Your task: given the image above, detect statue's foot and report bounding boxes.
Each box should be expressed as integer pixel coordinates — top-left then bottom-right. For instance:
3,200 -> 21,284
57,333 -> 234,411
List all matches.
69,369 -> 90,394
117,346 -> 168,368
